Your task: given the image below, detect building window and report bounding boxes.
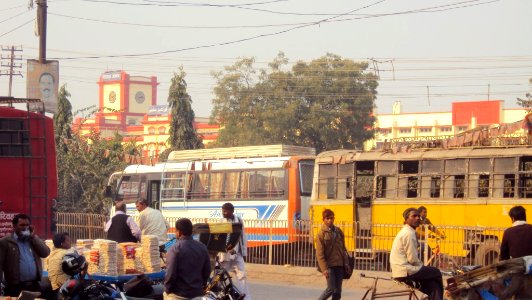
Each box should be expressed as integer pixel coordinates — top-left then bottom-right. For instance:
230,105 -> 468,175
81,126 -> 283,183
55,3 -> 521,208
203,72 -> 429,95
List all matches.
128,119 -> 137,125
457,126 -> 468,132
440,127 -> 452,132
148,126 -> 155,134
399,128 -> 411,134
419,127 -> 432,133
379,129 -> 391,135
158,126 -> 166,134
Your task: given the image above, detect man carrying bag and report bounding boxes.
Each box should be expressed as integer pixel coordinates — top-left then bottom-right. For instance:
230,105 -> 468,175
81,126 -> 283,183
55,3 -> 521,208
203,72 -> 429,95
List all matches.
315,209 -> 353,300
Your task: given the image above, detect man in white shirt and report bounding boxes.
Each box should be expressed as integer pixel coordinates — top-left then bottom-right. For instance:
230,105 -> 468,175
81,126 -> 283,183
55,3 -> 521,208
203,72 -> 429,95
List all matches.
217,202 -> 250,300
135,199 -> 170,245
390,207 -> 443,300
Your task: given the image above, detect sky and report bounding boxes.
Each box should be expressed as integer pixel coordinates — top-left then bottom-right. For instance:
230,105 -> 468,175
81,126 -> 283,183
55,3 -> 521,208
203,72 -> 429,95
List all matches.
1,0 -> 531,118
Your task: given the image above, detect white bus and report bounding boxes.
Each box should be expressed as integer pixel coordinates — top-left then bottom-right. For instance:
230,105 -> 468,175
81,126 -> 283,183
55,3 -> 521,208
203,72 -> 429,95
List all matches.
106,145 -> 315,249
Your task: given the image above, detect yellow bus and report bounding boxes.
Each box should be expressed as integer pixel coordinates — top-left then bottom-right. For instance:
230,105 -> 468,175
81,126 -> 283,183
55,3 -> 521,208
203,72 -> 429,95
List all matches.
310,146 -> 532,268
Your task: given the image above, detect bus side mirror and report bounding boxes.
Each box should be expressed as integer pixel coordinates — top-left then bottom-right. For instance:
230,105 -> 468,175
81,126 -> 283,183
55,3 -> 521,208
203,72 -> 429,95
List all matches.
104,185 -> 114,199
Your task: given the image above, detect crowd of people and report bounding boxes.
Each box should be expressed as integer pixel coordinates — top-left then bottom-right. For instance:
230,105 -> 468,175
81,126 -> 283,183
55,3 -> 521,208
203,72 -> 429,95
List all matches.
0,201 -> 250,300
0,203 -> 530,300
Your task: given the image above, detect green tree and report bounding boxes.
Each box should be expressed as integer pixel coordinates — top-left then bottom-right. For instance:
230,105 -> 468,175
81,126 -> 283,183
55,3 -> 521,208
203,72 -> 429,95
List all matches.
211,53 -> 378,152
53,99 -> 131,214
53,85 -> 73,154
56,128 -> 128,214
163,67 -> 203,160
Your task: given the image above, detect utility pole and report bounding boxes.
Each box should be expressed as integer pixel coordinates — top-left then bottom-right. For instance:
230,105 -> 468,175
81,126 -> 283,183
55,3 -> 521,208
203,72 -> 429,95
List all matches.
0,46 -> 23,97
37,0 -> 47,63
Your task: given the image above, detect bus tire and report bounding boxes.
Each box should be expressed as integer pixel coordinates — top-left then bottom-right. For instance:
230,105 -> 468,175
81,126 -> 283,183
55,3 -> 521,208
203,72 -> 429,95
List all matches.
474,239 -> 500,266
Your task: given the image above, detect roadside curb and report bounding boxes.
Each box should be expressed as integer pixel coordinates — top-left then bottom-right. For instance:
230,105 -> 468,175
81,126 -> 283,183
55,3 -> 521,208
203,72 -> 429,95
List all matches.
246,264 -> 398,290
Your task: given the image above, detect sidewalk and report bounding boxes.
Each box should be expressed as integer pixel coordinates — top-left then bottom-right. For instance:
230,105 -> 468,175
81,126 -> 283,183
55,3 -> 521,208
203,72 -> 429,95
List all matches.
246,263 -> 399,291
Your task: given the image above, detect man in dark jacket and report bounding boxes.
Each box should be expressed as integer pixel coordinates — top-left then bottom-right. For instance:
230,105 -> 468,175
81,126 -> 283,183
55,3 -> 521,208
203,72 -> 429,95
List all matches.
164,218 -> 211,299
105,201 -> 140,243
315,209 -> 350,300
500,205 -> 532,260
0,213 -> 51,296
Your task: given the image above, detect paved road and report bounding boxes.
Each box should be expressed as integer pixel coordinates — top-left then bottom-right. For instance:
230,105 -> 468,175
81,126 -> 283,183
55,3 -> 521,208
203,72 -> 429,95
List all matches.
248,279 -> 368,300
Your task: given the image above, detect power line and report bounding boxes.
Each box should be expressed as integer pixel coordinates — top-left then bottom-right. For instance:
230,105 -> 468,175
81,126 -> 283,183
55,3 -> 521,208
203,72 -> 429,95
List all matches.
0,18 -> 35,38
0,10 -> 30,24
50,0 -> 388,59
48,11 -> 315,29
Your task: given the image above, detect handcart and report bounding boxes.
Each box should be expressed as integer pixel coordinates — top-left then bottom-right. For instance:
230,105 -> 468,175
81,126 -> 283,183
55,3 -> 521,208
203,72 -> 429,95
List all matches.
445,255 -> 532,300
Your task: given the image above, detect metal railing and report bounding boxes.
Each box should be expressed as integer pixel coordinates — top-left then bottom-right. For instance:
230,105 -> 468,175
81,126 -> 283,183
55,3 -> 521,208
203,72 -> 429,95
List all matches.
55,213 -> 505,272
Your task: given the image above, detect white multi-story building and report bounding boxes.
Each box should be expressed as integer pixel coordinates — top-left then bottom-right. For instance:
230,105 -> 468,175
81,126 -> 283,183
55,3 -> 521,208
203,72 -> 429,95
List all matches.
368,100 -> 527,150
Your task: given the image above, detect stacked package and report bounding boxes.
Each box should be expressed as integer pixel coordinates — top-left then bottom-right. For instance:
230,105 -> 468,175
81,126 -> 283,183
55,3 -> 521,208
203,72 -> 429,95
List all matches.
117,242 -> 138,274
76,239 -> 94,256
133,246 -> 145,273
87,248 -> 100,274
140,235 -> 161,273
88,239 -> 118,276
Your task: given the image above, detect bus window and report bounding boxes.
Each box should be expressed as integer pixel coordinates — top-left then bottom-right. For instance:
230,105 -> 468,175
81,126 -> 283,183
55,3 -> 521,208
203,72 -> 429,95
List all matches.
318,164 -> 336,200
355,161 -> 374,202
270,170 -> 286,198
454,175 -> 465,198
430,176 -> 441,198
376,161 -> 397,199
470,158 -> 490,173
298,160 -> 314,197
191,173 -> 209,199
518,156 -> 532,198
479,175 -> 490,197
239,171 -> 254,199
117,175 -> 145,201
422,160 -> 443,173
210,172 -> 224,199
503,175 -> 516,198
399,161 -> 419,198
254,170 -> 270,198
493,157 -> 516,198
161,172 -> 186,201
338,163 -> 353,199
225,171 -> 240,198
376,176 -> 396,199
376,176 -> 385,198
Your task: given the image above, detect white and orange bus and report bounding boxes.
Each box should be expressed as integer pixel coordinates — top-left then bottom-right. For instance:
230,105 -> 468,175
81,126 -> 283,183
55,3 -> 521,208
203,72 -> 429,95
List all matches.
106,145 -> 315,258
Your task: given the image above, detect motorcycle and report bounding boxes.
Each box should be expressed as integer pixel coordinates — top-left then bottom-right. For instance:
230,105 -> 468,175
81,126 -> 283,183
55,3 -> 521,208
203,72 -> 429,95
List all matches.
203,257 -> 245,300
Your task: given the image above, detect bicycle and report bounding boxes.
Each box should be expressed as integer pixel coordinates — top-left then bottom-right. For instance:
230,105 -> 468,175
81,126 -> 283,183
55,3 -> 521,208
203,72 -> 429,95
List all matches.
424,233 -> 459,275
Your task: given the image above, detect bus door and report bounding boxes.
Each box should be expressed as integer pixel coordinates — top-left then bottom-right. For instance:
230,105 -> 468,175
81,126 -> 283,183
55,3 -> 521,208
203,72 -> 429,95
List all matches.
147,180 -> 161,210
354,161 -> 375,255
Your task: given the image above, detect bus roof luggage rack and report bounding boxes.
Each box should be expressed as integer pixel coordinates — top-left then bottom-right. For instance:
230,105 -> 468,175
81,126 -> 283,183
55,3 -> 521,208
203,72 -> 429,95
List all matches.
167,144 -> 315,161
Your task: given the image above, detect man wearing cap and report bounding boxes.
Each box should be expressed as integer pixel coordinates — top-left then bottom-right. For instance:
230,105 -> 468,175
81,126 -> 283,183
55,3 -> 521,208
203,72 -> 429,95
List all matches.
390,207 -> 443,300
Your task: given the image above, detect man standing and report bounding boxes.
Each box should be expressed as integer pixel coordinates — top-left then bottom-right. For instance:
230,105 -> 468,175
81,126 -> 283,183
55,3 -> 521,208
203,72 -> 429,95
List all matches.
135,198 -> 170,245
390,208 -> 443,300
164,218 -> 211,299
315,209 -> 350,300
105,201 -> 141,243
0,213 -> 51,297
500,205 -> 532,260
218,202 -> 250,300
